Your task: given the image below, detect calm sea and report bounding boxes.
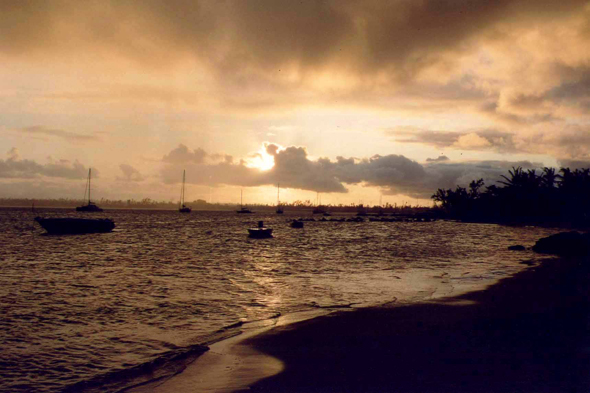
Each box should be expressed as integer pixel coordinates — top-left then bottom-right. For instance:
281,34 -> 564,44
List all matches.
0,207 -> 558,392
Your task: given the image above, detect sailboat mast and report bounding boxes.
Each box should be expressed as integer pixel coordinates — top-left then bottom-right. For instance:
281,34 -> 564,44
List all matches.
277,183 -> 280,206
182,170 -> 186,205
241,189 -> 243,208
88,168 -> 91,203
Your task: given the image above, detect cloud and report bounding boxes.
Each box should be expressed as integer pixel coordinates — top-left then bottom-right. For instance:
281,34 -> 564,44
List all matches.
159,143 -> 549,199
389,123 -> 590,162
162,144 -> 207,164
426,156 -> 450,162
13,126 -> 99,142
452,133 -> 492,149
558,159 -> 590,170
1,1 -> 587,81
117,164 -> 145,182
390,127 -> 518,152
0,148 -> 88,179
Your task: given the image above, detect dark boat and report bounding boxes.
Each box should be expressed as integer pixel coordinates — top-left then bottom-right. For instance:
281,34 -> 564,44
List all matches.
35,217 -> 115,234
356,205 -> 368,216
76,168 -> 103,212
312,206 -> 326,214
248,221 -> 273,238
179,170 -> 192,213
276,183 -> 284,214
290,220 -> 304,228
312,192 -> 325,214
237,189 -> 253,213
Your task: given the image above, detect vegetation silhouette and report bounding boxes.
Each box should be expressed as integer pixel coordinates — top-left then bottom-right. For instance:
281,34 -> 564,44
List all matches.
432,166 -> 590,226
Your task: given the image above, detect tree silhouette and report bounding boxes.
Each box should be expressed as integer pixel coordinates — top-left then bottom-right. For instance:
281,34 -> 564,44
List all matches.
432,166 -> 590,225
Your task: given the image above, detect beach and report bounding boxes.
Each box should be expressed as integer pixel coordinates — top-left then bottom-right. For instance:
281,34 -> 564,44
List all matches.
130,254 -> 590,393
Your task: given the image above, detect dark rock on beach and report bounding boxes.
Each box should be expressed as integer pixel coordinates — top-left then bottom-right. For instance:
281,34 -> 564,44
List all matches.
508,245 -> 526,251
532,231 -> 590,256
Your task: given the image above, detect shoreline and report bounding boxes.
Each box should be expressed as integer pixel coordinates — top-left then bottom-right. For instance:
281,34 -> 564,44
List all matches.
124,254 -> 590,393
241,255 -> 590,392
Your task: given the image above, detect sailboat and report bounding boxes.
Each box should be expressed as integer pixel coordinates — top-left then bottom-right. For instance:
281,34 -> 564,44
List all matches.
76,168 -> 103,212
179,170 -> 191,213
276,183 -> 284,214
237,189 -> 253,213
35,216 -> 115,234
312,192 -> 325,214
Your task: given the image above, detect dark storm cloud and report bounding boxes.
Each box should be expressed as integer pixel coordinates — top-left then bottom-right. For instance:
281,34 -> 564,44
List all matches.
160,144 -> 545,199
1,0 -> 586,76
545,66 -> 590,111
0,148 -> 88,179
14,126 -> 99,142
494,64 -> 590,118
558,159 -> 590,170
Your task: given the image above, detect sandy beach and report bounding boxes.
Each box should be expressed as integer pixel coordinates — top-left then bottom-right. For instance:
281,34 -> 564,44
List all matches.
244,256 -> 590,392
129,253 -> 590,393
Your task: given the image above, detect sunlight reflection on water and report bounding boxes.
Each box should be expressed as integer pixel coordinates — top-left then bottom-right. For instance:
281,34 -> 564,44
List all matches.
0,208 -> 558,392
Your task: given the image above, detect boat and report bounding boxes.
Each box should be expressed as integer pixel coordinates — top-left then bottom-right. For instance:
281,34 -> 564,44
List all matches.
248,221 -> 273,238
276,183 -> 284,214
312,206 -> 326,214
237,189 -> 253,213
312,192 -> 325,214
356,204 -> 368,216
35,217 -> 115,234
76,168 -> 103,212
179,170 -> 192,213
290,219 -> 304,228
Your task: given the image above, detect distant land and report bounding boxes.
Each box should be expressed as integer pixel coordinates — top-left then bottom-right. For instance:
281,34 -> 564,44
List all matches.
0,197 -> 430,213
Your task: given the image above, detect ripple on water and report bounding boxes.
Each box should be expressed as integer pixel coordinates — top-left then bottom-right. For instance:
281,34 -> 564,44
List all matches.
0,208 -> 558,392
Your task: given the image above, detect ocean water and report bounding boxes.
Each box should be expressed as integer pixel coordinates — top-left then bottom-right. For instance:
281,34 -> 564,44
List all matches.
0,207 -> 558,392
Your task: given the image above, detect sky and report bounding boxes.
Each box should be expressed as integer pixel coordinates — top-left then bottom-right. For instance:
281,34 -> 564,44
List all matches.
1,0 -> 590,206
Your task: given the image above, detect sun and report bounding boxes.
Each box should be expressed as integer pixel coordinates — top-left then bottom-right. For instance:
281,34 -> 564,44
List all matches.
246,147 -> 275,171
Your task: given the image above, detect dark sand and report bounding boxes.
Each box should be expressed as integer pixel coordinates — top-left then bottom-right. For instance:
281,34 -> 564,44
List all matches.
241,256 -> 590,392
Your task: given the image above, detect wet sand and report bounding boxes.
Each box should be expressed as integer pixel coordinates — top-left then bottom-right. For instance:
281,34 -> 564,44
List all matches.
130,255 -> 590,392
242,256 -> 590,392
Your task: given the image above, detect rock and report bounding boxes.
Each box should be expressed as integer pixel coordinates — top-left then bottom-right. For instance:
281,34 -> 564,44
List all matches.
508,245 -> 526,251
532,231 -> 590,256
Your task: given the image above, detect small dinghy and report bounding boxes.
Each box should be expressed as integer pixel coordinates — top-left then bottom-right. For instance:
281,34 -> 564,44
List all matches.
248,221 -> 273,238
290,220 -> 304,228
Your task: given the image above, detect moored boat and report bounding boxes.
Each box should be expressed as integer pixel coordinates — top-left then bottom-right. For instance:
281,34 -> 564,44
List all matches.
179,170 -> 192,213
248,221 -> 273,238
76,168 -> 104,212
237,189 -> 253,213
35,217 -> 115,234
290,220 -> 304,228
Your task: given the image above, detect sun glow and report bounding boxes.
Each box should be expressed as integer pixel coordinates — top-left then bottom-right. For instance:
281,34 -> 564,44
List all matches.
246,147 -> 275,171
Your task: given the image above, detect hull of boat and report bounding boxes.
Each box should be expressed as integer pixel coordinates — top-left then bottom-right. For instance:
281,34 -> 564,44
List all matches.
35,217 -> 115,234
248,228 -> 273,238
290,221 -> 304,228
76,204 -> 103,212
179,207 -> 191,213
237,210 -> 253,214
